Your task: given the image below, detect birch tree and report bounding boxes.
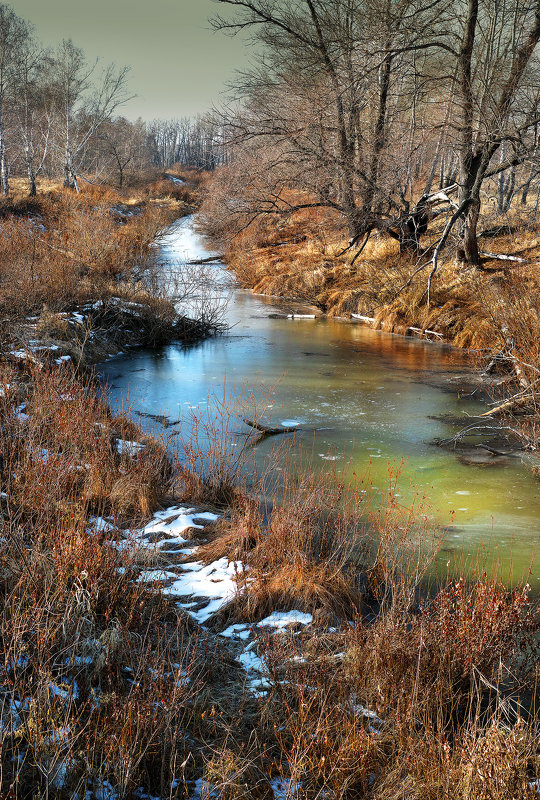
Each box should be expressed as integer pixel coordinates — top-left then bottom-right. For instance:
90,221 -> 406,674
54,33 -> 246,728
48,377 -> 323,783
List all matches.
0,4 -> 31,194
50,39 -> 131,190
14,38 -> 53,195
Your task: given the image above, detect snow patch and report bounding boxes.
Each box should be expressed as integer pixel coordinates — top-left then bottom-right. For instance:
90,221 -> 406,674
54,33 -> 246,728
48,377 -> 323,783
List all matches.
257,611 -> 313,629
164,557 -> 244,624
115,439 -> 145,455
219,623 -> 252,640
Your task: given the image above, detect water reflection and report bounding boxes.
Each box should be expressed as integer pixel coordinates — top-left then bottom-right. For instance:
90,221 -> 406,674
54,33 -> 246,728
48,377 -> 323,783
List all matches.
100,217 -> 539,588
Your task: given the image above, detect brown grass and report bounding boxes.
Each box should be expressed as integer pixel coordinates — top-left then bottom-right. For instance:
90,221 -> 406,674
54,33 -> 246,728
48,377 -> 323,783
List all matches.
0,363 -> 173,527
0,360 -> 538,798
0,361 -> 249,798
251,566 -> 538,799
0,181 -> 179,320
197,461 -> 436,627
0,166 -> 538,794
200,176 -> 540,352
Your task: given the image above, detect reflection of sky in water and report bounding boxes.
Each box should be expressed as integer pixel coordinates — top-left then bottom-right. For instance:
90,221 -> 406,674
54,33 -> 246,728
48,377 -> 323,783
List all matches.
101,217 -> 540,587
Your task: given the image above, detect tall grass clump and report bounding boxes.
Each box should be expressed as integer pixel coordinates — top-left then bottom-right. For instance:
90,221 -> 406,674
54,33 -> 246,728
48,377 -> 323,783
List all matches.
0,185 -> 175,321
0,362 -> 243,798
254,532 -> 538,798
0,363 -> 172,527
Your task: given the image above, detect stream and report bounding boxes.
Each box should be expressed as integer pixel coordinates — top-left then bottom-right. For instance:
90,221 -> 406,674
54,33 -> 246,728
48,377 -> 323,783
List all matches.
100,216 -> 540,587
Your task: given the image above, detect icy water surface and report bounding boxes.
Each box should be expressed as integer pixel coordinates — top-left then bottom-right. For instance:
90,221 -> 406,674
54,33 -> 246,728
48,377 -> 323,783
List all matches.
100,217 -> 539,587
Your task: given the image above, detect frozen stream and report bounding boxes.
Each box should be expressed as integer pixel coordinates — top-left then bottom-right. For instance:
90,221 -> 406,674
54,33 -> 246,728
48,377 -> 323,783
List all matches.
100,216 -> 539,587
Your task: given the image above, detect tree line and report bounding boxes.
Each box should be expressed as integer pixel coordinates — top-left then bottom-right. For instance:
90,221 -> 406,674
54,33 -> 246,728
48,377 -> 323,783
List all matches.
0,3 -> 225,193
210,0 -> 540,267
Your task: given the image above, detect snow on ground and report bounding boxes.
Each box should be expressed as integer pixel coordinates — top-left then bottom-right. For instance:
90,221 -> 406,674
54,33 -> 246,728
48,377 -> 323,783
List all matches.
257,611 -> 313,629
141,507 -> 216,540
112,507 -> 358,710
219,622 -> 252,639
188,777 -> 300,800
115,438 -> 146,455
161,557 -> 244,624
237,642 -> 265,674
112,507 -> 243,623
112,506 -> 322,694
88,516 -> 115,534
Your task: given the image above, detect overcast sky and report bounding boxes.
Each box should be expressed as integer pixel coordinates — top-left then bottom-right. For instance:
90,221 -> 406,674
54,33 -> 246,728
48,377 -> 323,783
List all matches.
11,0 -> 248,120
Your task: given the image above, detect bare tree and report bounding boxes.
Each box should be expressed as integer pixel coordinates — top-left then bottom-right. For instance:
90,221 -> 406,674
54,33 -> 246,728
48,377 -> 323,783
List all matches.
211,0 -> 450,251
212,0 -> 540,266
95,116 -> 149,187
13,37 -> 53,195
50,39 -> 131,190
447,0 -> 540,264
0,4 -> 31,194
149,116 -> 227,169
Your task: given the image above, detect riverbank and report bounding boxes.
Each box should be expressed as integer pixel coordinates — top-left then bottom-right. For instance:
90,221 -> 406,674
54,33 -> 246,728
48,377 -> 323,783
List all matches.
1,359 -> 538,799
102,215 -> 540,588
198,189 -> 538,346
198,186 -> 540,456
1,169 -> 220,370
1,183 -> 539,799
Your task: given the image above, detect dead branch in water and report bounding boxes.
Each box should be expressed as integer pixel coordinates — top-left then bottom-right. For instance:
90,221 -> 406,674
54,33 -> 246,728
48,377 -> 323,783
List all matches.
243,418 -> 300,436
186,256 -> 224,265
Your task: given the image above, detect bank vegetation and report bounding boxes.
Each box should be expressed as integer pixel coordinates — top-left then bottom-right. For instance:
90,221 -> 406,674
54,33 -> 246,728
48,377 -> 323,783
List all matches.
0,360 -> 537,798
199,0 -> 540,455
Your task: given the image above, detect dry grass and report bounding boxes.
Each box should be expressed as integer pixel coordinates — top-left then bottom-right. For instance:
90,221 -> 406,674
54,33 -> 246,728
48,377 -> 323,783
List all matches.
198,460 -> 439,628
0,362 -> 248,798
200,177 -> 540,352
0,361 -> 538,798
0,363 -> 173,527
0,180 -> 180,321
251,564 -> 539,799
0,172 -> 223,365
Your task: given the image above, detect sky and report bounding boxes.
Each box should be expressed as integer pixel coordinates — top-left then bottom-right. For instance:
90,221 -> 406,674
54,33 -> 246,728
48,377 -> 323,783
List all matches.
11,0 -> 249,121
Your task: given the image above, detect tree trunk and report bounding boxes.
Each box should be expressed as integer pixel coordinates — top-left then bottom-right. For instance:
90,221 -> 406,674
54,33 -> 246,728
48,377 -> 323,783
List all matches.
497,145 -> 506,213
27,164 -> 36,196
460,197 -> 480,265
502,165 -> 516,212
398,205 -> 429,253
0,104 -> 8,196
64,148 -> 77,190
25,146 -> 36,196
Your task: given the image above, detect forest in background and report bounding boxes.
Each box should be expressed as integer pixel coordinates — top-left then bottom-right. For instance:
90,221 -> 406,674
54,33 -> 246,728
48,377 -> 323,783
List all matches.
0,3 -> 226,193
